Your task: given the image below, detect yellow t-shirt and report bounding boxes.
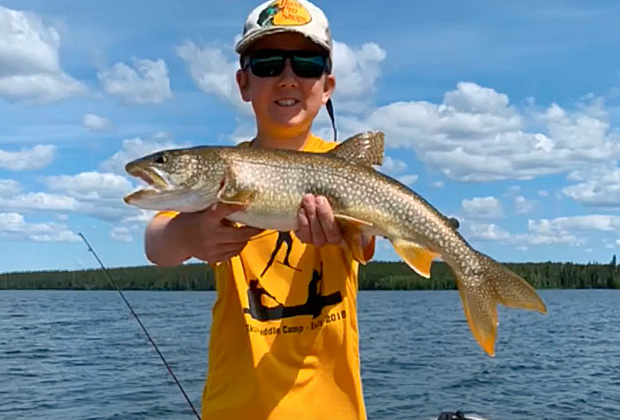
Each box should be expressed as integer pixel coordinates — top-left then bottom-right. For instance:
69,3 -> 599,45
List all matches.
201,134 -> 373,420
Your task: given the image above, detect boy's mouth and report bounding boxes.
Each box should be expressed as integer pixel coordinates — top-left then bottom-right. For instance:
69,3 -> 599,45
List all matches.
275,99 -> 299,107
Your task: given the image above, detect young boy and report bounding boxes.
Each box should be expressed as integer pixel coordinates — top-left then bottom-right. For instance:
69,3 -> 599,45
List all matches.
144,1 -> 374,419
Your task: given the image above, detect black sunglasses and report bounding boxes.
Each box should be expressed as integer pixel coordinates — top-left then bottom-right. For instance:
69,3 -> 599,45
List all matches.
243,49 -> 331,79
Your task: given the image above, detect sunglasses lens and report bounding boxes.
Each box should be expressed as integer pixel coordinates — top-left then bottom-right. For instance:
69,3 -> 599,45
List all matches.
249,55 -> 285,77
291,55 -> 327,78
248,50 -> 328,78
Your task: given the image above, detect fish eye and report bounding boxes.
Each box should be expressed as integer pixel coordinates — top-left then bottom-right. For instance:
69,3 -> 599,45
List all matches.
154,154 -> 167,164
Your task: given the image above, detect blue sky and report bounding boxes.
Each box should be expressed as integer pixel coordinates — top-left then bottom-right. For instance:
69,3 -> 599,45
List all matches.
2,0 -> 620,272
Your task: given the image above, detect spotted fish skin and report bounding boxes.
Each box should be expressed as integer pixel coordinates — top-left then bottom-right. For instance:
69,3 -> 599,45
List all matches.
124,131 -> 547,356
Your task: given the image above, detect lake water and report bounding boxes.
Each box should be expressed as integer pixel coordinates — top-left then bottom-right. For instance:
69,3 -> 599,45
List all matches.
1,290 -> 618,420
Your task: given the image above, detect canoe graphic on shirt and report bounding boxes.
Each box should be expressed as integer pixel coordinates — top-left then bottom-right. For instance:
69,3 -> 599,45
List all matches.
244,266 -> 342,321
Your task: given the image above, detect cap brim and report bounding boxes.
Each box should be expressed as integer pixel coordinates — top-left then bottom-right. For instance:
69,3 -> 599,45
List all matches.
235,27 -> 331,55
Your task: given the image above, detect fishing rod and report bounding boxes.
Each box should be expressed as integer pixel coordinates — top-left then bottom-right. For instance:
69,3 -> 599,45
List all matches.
79,233 -> 202,420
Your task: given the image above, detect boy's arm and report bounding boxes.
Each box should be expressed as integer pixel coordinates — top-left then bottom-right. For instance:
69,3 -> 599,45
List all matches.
145,204 -> 262,267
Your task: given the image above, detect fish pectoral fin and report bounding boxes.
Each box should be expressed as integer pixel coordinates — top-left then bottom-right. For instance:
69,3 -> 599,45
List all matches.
217,187 -> 256,206
335,216 -> 373,264
334,214 -> 374,227
391,239 -> 440,279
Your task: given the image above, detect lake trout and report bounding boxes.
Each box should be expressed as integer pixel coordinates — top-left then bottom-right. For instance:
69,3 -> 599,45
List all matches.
124,131 -> 546,356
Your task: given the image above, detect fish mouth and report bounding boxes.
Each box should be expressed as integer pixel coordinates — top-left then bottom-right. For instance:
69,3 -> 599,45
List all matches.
124,166 -> 170,203
128,166 -> 169,189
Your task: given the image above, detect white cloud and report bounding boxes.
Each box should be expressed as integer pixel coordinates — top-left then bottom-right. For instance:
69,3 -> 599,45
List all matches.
431,181 -> 445,188
331,41 -> 386,113
0,192 -> 79,212
98,58 -> 172,104
44,172 -> 133,200
506,185 -> 521,196
0,7 -> 58,76
514,232 -> 580,246
83,114 -> 112,132
177,41 -> 248,112
0,187 -> 140,222
0,171 -> 140,222
467,222 -> 511,241
540,100 -> 613,153
0,74 -> 87,104
0,212 -> 79,242
398,174 -> 419,186
382,156 -> 407,174
443,81 -> 515,117
122,209 -> 155,223
0,6 -> 87,103
465,221 -> 578,246
528,215 -> 620,234
511,216 -> 620,247
562,166 -> 620,207
0,145 -> 55,171
515,195 -> 535,215
42,171 -> 144,221
34,135 -> 189,222
538,190 -> 549,197
0,179 -> 21,194
462,196 -> 503,219
362,82 -> 620,182
227,122 -> 256,145
111,226 -> 133,242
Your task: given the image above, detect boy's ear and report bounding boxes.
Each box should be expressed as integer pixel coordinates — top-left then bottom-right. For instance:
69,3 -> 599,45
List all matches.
236,69 -> 251,102
322,74 -> 336,105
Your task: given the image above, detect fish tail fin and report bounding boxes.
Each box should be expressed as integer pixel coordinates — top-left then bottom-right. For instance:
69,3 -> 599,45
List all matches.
454,251 -> 547,357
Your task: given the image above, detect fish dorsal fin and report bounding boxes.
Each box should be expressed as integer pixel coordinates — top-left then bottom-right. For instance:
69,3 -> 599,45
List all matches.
330,131 -> 385,167
391,239 -> 441,278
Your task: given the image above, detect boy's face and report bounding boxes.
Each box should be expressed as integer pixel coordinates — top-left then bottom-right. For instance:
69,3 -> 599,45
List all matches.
236,32 -> 335,136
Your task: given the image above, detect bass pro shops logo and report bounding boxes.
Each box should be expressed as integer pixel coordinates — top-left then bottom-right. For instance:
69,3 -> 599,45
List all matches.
257,0 -> 312,27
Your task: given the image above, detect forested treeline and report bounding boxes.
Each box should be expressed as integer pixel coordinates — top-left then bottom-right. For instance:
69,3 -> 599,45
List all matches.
1,257 -> 620,290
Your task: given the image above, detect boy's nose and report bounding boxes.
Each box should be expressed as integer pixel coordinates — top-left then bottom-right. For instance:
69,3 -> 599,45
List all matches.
278,60 -> 298,87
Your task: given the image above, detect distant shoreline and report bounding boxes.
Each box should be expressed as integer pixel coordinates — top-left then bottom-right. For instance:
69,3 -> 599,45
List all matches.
1,260 -> 619,290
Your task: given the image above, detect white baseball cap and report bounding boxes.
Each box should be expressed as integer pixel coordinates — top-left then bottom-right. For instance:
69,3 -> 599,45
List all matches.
235,0 -> 333,56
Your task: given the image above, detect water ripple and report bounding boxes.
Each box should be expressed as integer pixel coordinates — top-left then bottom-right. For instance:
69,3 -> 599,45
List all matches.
1,289 -> 619,419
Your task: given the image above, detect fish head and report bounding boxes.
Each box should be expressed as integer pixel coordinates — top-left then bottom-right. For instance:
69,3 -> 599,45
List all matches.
123,147 -> 226,212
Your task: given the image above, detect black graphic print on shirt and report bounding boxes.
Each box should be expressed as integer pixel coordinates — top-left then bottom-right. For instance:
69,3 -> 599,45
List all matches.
243,264 -> 342,321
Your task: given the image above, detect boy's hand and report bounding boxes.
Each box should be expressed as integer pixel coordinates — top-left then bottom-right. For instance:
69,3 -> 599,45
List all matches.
179,203 -> 263,264
295,194 -> 344,247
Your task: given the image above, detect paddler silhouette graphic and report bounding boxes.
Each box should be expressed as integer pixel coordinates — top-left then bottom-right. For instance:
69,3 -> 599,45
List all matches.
244,264 -> 342,321
260,231 -> 298,277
